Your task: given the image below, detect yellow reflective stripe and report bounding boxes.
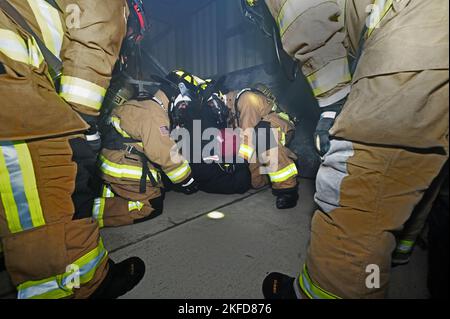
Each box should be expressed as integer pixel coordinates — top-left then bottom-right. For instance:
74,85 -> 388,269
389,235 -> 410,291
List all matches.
0,142 -> 45,233
238,144 -> 255,160
60,76 -> 107,110
27,37 -> 45,67
278,112 -> 291,124
0,30 -> 44,68
307,58 -> 352,97
268,163 -> 298,183
0,146 -> 22,233
367,0 -> 394,38
299,265 -> 341,299
278,128 -> 287,146
92,198 -> 105,228
75,239 -> 108,284
110,117 -> 131,138
27,0 -> 64,58
99,155 -> 159,182
17,240 -> 107,299
14,143 -> 45,228
277,0 -> 325,37
128,201 -> 144,212
165,161 -> 191,184
18,276 -> 73,299
0,29 -> 30,65
102,185 -> 115,198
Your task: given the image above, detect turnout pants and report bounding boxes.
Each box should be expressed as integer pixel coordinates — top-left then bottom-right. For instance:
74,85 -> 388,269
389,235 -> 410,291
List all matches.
250,115 -> 298,192
93,183 -> 163,228
266,0 -> 449,298
306,141 -> 447,298
0,136 -> 109,299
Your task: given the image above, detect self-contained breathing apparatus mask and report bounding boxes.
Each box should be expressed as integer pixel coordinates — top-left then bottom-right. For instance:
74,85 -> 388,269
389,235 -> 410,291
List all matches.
198,78 -> 230,130
162,70 -> 204,131
241,0 -> 298,82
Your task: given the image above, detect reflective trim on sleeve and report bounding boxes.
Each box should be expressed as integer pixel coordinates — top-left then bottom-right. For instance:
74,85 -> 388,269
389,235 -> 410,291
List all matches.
238,144 -> 255,161
92,198 -> 106,229
165,160 -> 191,184
0,142 -> 45,234
306,58 -> 352,98
367,0 -> 394,38
277,0 -> 325,37
268,163 -> 298,183
299,265 -> 341,299
27,0 -> 64,58
396,240 -> 415,254
110,117 -> 131,138
0,29 -> 40,66
60,76 -> 107,110
317,86 -> 351,108
98,155 -> 159,182
17,239 -> 108,299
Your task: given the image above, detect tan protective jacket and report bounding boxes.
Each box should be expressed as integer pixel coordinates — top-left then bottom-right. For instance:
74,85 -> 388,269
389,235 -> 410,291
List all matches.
225,89 -> 295,161
57,0 -> 129,118
99,90 -> 193,198
265,0 -> 449,150
0,0 -> 128,141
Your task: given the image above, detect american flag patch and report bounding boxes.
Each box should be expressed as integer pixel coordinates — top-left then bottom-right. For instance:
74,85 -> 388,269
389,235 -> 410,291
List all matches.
160,126 -> 170,136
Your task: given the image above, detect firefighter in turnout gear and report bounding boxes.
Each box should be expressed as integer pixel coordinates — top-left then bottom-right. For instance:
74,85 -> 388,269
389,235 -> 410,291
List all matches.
167,71 -> 252,195
252,0 -> 449,299
95,74 -> 199,228
195,75 -> 299,208
223,85 -> 299,210
0,0 -> 146,299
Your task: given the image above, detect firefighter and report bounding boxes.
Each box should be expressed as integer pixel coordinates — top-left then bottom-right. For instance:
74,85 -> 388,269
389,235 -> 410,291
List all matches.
94,72 -> 200,228
248,0 -> 449,298
222,83 -> 299,209
167,71 -> 252,195
189,73 -> 298,207
0,0 -> 147,299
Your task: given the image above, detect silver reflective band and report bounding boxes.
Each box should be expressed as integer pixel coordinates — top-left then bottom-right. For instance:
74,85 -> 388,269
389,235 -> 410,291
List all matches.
85,132 -> 101,142
182,178 -> 195,187
318,86 -> 351,108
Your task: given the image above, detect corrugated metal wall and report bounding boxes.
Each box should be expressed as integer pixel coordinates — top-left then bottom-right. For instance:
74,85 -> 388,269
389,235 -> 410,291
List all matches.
146,0 -> 274,78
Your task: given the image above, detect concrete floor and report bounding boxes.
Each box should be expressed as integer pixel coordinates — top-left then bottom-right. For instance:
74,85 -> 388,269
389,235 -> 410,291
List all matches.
0,178 -> 429,299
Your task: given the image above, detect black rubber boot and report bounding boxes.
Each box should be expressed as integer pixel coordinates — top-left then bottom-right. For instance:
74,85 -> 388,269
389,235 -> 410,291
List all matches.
90,257 -> 145,299
275,188 -> 299,210
263,272 -> 298,299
